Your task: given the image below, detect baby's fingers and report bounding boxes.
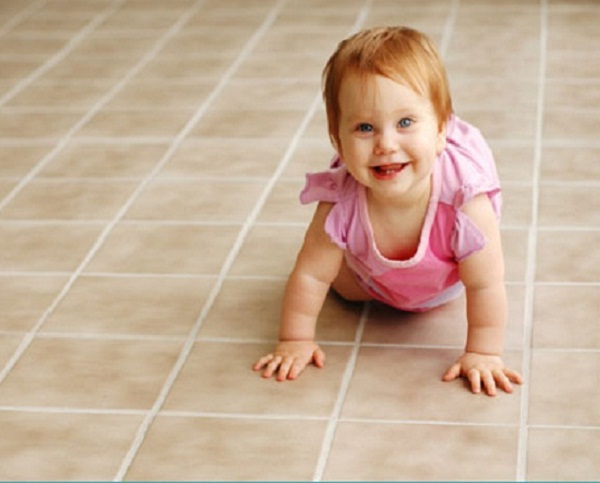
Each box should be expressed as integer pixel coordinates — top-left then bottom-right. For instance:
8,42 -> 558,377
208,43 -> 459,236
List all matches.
467,368 -> 483,394
254,353 -> 287,377
442,362 -> 461,382
504,367 -> 524,385
252,354 -> 274,372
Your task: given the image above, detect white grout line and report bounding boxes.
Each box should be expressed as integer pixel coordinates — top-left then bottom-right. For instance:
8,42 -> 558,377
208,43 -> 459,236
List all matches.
439,0 -> 460,58
0,405 -> 148,416
312,303 -> 369,482
0,1 -> 209,382
0,0 -> 126,108
0,0 -> 46,36
516,0 -> 548,480
110,0 -> 303,479
0,4 -> 195,214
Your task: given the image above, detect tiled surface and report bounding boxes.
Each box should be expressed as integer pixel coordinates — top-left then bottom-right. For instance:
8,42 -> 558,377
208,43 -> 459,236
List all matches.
0,0 -> 598,480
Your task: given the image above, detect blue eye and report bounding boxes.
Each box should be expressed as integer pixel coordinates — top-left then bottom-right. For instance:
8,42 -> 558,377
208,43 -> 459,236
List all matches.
398,118 -> 413,128
357,123 -> 373,133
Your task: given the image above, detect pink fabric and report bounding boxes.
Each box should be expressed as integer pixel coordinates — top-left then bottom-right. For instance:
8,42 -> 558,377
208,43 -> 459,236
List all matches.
300,115 -> 501,312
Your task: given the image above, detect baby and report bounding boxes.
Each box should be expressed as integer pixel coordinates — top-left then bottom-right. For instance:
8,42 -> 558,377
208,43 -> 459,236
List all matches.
253,26 -> 523,396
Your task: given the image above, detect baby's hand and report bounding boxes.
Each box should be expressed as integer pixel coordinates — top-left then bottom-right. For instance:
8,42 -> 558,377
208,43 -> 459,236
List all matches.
253,340 -> 325,382
442,352 -> 523,396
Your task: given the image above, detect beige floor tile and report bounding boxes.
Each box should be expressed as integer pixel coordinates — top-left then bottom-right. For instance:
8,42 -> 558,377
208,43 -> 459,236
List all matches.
5,80 -> 111,109
0,111 -> 82,139
234,52 -> 326,80
158,27 -> 257,56
191,108 -> 306,138
134,53 -> 237,81
159,138 -> 289,178
533,285 -> 600,350
342,347 -> 523,424
366,11 -> 447,34
547,22 -> 599,55
541,147 -> 600,182
453,79 -> 538,111
0,180 -> 16,199
527,427 -> 600,481
324,422 -> 519,481
200,278 -> 361,341
212,80 -> 318,112
78,109 -> 192,138
546,51 -> 600,79
0,335 -> 25,368
450,28 -> 539,61
127,416 -> 326,481
0,411 -> 143,481
68,34 -> 157,58
253,26 -> 348,55
529,350 -> 600,427
257,179 -> 313,224
502,182 -> 533,226
272,7 -> 358,29
459,108 -> 537,142
446,56 -> 539,81
124,179 -> 264,223
539,184 -> 600,227
303,107 -> 329,139
40,142 -> 169,178
229,224 -> 304,277
85,223 -> 239,275
0,180 -> 137,220
0,275 -> 68,332
0,36 -> 68,57
106,80 -> 215,110
0,223 -> 102,272
185,6 -> 272,30
97,10 -> 184,32
543,110 -> 600,143
536,230 -> 600,282
0,145 -> 50,177
0,59 -> 42,81
363,284 -> 525,350
282,138 -> 337,178
42,275 -> 214,337
163,341 -> 352,416
502,228 -> 529,282
545,80 -> 600,111
0,338 -> 182,409
491,145 -> 535,183
43,55 -> 136,80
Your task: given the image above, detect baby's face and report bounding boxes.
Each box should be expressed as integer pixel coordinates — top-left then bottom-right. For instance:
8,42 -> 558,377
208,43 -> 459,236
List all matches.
336,73 -> 446,202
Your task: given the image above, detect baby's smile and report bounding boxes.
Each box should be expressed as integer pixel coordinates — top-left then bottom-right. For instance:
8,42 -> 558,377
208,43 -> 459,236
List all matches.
370,162 -> 409,180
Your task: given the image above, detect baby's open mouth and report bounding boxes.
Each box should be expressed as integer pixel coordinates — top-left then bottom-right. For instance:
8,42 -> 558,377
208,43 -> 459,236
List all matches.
371,163 -> 408,178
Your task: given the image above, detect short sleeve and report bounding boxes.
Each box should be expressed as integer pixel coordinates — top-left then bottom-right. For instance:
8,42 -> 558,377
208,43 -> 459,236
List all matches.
445,116 -> 502,219
452,211 -> 488,262
299,167 -> 355,249
442,116 -> 502,261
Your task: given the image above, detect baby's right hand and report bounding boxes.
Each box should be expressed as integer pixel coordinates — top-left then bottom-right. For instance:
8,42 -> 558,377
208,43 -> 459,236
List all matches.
253,340 -> 325,381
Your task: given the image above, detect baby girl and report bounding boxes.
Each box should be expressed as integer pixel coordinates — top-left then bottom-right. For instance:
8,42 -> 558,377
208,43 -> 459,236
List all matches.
253,26 -> 523,396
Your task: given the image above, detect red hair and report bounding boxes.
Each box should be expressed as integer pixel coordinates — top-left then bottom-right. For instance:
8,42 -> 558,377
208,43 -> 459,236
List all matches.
323,26 -> 453,147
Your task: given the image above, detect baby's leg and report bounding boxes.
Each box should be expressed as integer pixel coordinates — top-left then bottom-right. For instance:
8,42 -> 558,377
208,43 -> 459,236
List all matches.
331,258 -> 373,302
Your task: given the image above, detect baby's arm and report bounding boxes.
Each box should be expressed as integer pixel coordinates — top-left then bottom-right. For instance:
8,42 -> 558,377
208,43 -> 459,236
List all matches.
442,194 -> 523,396
253,202 -> 345,381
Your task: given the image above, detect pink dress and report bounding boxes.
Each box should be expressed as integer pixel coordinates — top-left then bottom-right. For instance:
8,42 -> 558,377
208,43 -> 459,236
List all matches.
300,115 -> 501,312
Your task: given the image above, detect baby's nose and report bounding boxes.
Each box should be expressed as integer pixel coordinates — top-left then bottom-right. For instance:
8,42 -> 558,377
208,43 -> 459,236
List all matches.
374,129 -> 399,155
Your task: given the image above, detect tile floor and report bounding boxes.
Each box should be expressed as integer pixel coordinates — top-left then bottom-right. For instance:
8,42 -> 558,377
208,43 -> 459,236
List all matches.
0,0 -> 598,480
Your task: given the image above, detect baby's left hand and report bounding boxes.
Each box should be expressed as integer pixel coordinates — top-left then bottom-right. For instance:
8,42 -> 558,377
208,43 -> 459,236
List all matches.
442,352 -> 523,396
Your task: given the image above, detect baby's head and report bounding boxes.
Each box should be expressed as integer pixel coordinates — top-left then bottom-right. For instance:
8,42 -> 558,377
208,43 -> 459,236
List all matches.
323,26 -> 452,148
